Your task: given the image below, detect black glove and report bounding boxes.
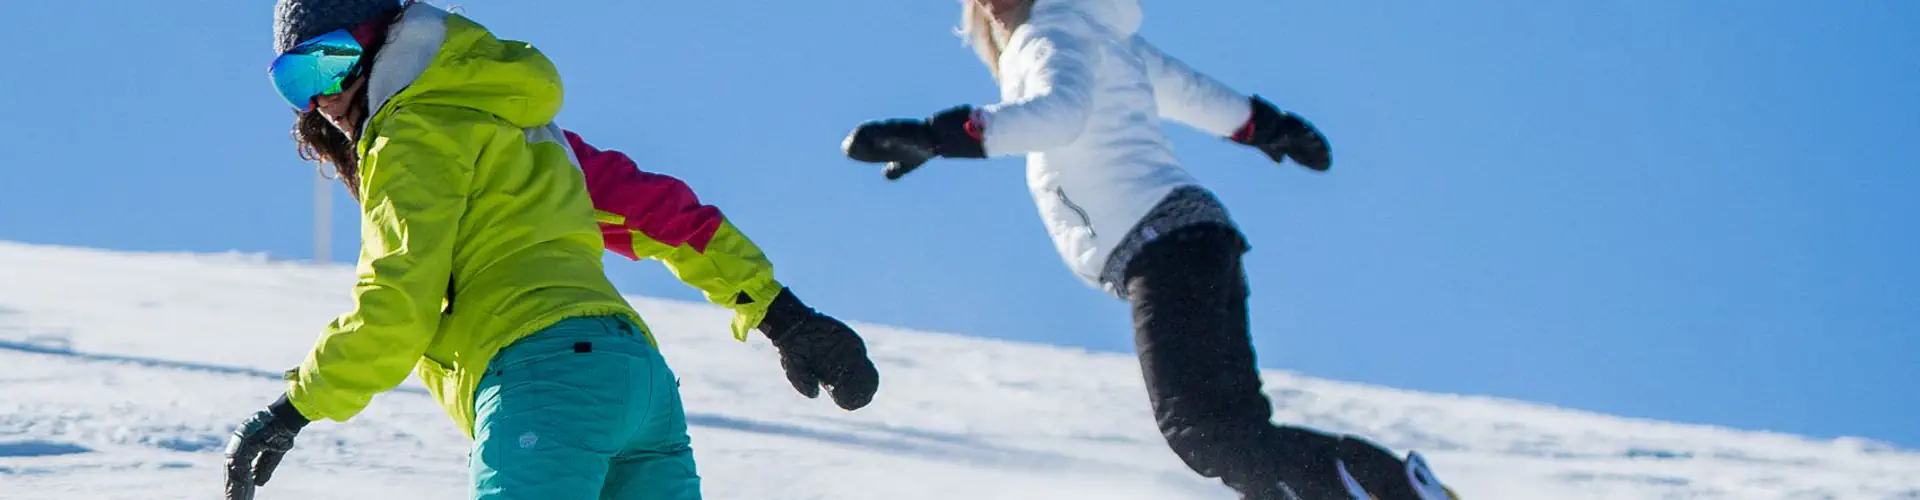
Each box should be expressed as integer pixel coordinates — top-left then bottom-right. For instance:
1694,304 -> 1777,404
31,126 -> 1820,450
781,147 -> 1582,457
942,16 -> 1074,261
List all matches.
842,105 -> 986,180
1232,95 -> 1332,171
755,288 -> 880,410
224,394 -> 309,500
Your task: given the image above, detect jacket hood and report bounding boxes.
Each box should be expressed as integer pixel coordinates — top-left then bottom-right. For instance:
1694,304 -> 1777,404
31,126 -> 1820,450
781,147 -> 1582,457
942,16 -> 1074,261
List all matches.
360,3 -> 562,132
1037,0 -> 1142,36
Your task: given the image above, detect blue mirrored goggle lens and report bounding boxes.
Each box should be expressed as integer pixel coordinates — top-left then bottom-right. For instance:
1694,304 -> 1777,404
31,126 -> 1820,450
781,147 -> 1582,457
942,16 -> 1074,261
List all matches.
268,29 -> 365,112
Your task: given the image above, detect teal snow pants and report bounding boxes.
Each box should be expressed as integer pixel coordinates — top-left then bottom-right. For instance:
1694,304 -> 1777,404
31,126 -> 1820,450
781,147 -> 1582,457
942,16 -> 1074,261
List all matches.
469,315 -> 700,500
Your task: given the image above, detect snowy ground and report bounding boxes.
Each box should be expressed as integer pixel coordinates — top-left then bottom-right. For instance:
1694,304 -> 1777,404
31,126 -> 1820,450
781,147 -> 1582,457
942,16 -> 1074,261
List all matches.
1,240 -> 1917,500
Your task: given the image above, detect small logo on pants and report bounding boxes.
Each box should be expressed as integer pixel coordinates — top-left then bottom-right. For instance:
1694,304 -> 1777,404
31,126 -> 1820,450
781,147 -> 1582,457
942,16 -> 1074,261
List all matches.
518,431 -> 539,449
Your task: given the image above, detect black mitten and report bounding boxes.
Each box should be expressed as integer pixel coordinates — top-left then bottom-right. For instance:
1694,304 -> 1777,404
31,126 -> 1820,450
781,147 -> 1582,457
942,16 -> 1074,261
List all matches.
756,288 -> 880,410
1232,96 -> 1332,171
843,105 -> 986,180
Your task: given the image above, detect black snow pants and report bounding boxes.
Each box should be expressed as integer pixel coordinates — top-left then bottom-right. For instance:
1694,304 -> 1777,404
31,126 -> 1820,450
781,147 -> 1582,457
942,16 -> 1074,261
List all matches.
1122,223 -> 1429,500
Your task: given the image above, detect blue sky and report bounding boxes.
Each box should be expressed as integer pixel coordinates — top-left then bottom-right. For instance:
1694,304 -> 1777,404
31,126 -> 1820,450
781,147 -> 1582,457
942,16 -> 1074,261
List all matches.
2,0 -> 1915,449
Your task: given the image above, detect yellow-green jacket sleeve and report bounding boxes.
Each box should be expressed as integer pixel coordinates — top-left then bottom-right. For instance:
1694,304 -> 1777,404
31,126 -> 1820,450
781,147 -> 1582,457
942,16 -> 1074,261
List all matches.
566,130 -> 784,341
288,106 -> 474,422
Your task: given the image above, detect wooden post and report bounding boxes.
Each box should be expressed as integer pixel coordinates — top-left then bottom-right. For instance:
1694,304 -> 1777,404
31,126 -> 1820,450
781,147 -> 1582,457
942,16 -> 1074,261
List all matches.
315,169 -> 331,264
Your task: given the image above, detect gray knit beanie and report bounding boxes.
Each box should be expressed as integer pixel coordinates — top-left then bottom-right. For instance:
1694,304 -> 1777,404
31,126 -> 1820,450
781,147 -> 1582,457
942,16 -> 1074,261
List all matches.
273,0 -> 400,54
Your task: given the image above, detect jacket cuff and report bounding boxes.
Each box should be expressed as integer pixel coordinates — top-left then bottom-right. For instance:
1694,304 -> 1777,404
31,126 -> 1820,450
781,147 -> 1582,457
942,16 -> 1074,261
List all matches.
1233,95 -> 1281,144
929,105 -> 987,158
731,279 -> 789,342
754,287 -> 815,343
270,393 -> 312,430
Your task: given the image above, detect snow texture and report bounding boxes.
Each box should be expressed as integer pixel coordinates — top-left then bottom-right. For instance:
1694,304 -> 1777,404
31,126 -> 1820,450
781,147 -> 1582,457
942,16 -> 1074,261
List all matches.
0,240 -> 1916,499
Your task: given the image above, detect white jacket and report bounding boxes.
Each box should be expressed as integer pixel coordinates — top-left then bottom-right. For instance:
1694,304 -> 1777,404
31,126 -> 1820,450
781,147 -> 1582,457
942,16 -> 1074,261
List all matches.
974,0 -> 1255,288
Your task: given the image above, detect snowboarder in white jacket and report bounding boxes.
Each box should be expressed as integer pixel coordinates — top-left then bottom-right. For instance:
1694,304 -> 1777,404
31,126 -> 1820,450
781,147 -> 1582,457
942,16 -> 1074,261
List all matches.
841,0 -> 1457,499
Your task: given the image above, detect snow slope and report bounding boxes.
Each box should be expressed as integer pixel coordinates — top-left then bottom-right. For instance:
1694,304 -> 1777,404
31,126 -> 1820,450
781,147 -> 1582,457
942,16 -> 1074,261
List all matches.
1,240 -> 1916,500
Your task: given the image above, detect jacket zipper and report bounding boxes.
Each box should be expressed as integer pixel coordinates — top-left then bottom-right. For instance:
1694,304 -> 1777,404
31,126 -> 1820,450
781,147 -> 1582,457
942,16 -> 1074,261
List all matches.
1054,187 -> 1096,238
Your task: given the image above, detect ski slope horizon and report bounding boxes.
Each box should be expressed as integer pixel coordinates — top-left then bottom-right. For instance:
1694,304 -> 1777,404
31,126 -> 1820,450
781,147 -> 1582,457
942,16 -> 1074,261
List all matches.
3,239 -> 1918,499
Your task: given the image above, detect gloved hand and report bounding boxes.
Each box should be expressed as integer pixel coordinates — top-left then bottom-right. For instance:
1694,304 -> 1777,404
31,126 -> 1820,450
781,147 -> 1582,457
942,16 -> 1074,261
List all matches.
223,394 -> 309,500
755,287 -> 880,410
1232,95 -> 1332,171
842,105 -> 986,180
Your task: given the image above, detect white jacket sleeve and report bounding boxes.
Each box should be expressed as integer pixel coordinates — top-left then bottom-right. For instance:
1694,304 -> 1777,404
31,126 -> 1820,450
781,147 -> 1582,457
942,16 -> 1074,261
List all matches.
1133,35 -> 1252,137
975,26 -> 1101,155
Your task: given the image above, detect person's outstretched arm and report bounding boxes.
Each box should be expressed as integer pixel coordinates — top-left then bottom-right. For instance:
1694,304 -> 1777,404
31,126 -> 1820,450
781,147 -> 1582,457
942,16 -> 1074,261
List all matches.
1134,36 -> 1335,171
839,24 -> 1101,179
1132,35 -> 1252,136
565,130 -> 784,340
565,130 -> 879,410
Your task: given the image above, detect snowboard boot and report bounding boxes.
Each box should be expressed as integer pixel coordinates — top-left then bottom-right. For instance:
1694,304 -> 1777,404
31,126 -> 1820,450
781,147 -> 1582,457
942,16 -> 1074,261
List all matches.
1329,441 -> 1459,500
1220,425 -> 1355,500
1230,431 -> 1460,500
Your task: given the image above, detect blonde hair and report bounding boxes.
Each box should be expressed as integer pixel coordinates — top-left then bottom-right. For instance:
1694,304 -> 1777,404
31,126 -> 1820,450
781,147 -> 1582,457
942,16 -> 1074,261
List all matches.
960,2 -> 1014,80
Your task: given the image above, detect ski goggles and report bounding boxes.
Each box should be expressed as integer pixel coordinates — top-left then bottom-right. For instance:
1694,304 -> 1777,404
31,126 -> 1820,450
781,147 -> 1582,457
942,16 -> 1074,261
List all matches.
268,29 -> 366,112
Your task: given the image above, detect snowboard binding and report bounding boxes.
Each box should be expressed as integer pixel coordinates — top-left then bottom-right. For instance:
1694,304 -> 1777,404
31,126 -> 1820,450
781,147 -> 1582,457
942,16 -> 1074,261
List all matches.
1329,449 -> 1460,500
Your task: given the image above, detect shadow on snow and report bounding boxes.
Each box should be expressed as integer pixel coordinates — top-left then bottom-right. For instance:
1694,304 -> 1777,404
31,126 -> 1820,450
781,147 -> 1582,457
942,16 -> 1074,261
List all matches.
0,337 -> 1162,478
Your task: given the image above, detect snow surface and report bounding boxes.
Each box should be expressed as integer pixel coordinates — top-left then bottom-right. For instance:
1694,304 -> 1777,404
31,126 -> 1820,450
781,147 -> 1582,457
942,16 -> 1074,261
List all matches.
0,240 -> 1916,500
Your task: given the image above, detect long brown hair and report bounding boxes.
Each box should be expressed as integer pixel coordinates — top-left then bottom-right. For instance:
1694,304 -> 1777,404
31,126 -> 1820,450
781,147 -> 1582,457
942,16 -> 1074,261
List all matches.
289,4 -> 406,200
294,99 -> 365,199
